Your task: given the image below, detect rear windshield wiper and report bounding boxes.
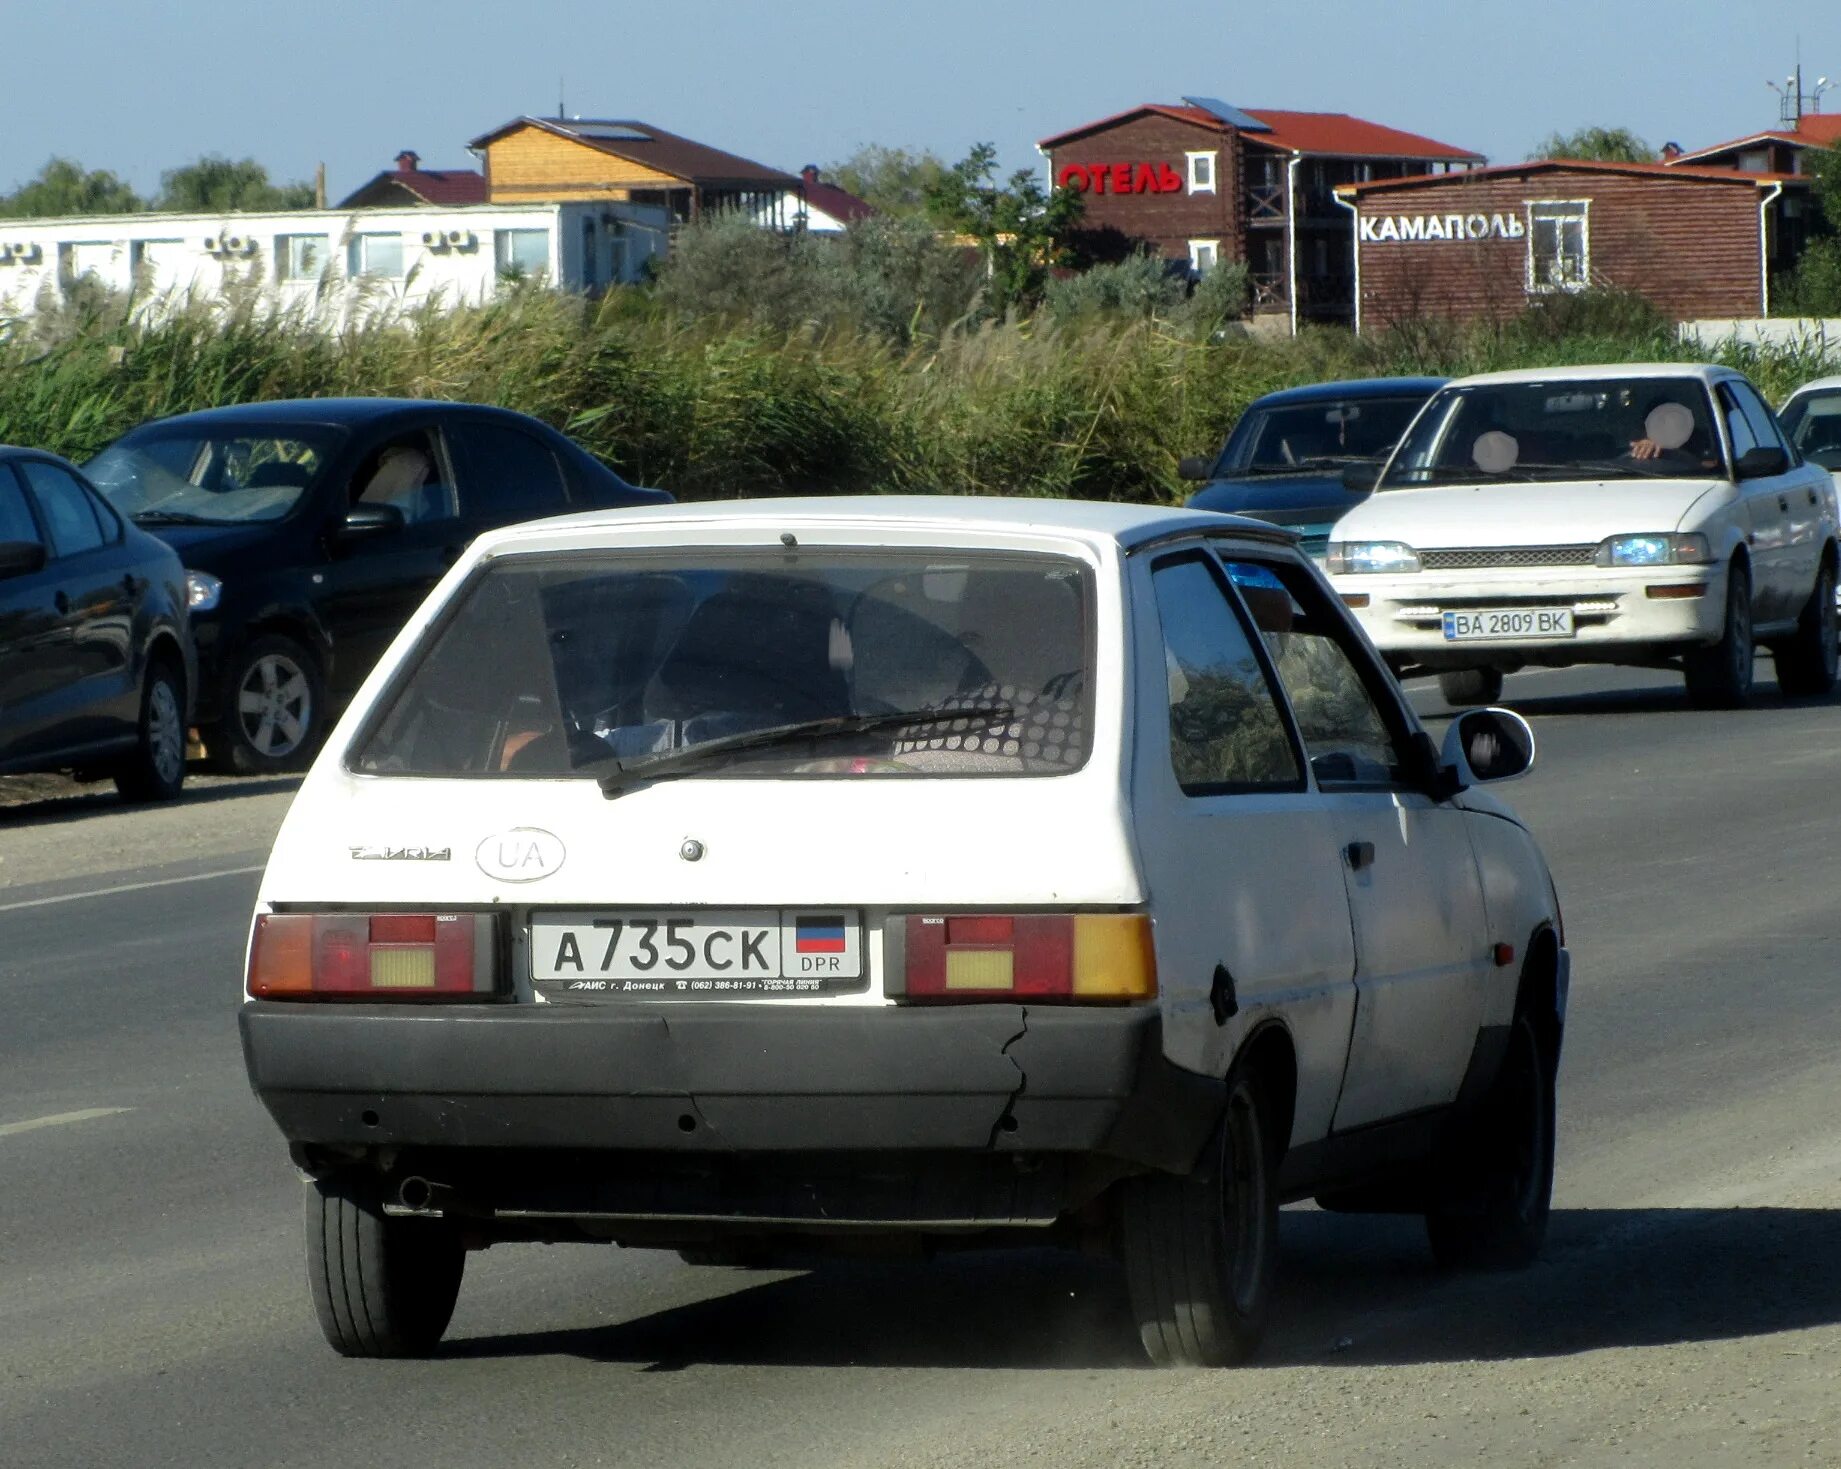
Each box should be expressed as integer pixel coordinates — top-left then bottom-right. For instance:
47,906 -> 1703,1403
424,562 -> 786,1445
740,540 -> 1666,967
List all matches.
593,705 -> 1015,798
132,509 -> 223,525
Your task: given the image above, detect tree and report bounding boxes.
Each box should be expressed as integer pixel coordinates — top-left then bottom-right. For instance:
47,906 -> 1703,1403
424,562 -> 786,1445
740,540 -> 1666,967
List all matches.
156,155 -> 315,213
825,145 -> 949,217
0,157 -> 143,217
1532,126 -> 1656,164
1775,144 -> 1841,314
924,143 -> 1084,314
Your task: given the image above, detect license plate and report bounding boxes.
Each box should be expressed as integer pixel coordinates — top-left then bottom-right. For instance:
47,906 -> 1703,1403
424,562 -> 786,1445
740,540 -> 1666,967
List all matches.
1441,608 -> 1575,641
530,909 -> 865,998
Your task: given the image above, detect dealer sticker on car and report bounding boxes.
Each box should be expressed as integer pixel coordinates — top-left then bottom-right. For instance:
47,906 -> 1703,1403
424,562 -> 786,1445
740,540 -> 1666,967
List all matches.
1442,608 -> 1575,641
530,909 -> 865,998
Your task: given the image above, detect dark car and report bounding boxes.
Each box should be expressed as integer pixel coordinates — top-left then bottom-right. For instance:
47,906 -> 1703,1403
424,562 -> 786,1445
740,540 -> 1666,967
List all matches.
1180,377 -> 1446,558
84,399 -> 670,775
0,447 -> 193,801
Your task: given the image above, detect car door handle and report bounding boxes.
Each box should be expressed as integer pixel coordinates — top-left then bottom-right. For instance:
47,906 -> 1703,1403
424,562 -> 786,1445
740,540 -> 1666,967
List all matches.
1344,840 -> 1376,871
54,591 -> 69,615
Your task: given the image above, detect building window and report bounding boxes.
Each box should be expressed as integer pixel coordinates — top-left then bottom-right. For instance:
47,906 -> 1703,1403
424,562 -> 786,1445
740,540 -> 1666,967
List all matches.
278,234 -> 330,282
1527,201 -> 1589,292
495,228 -> 551,279
131,239 -> 184,281
1188,239 -> 1221,276
350,233 -> 405,279
1186,151 -> 1218,195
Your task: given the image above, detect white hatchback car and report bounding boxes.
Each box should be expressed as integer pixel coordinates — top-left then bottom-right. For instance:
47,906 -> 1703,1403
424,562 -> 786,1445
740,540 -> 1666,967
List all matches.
1328,365 -> 1839,708
239,497 -> 1568,1367
1780,374 -> 1841,487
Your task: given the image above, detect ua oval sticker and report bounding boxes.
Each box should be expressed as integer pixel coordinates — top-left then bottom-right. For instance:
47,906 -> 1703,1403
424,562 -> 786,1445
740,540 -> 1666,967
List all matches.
476,828 -> 566,882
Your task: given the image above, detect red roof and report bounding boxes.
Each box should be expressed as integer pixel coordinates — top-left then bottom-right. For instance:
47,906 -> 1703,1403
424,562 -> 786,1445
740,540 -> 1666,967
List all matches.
337,167 -> 487,209
1669,114 -> 1841,166
1338,157 -> 1802,195
1038,103 -> 1481,161
798,168 -> 875,226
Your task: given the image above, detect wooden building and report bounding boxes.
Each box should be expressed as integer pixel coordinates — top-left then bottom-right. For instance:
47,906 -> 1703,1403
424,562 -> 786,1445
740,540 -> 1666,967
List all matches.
1336,160 -> 1813,333
468,117 -> 801,228
1037,99 -> 1482,327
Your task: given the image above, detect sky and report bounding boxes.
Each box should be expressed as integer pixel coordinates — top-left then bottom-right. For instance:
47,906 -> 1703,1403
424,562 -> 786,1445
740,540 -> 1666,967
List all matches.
5,0 -> 1840,200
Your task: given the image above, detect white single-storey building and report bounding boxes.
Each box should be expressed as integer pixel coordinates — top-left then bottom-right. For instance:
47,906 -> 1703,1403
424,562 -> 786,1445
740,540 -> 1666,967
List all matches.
0,199 -> 670,326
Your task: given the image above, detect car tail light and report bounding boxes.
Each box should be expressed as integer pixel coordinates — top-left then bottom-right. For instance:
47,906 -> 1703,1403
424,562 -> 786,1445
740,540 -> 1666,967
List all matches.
899,913 -> 1156,1003
248,913 -> 497,1000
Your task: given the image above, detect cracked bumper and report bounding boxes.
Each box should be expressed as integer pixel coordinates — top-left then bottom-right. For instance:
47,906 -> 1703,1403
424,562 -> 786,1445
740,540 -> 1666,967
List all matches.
239,1002 -> 1221,1173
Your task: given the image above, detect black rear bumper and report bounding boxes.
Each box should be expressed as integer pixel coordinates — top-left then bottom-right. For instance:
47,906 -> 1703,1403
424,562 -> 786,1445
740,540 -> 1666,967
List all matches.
239,1001 -> 1221,1180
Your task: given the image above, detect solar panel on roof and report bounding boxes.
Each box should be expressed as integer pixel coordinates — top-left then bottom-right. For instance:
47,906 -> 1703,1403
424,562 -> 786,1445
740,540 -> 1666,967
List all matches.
1182,97 -> 1271,133
567,122 -> 653,142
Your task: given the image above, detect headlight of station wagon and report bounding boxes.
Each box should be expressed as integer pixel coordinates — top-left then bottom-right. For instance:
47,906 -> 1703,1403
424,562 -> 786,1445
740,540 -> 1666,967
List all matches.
1594,533 -> 1711,568
1326,541 -> 1421,575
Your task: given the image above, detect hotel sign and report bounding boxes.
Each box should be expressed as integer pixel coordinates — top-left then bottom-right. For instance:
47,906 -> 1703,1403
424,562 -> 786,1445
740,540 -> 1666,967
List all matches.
1055,163 -> 1185,195
1360,212 -> 1526,243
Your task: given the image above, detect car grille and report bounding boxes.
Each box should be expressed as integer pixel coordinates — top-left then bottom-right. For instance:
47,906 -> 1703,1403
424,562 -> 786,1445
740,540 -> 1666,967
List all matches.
1419,545 -> 1597,570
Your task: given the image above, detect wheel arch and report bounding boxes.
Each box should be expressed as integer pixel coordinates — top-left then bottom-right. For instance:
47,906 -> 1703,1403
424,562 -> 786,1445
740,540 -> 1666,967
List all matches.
1231,1018 -> 1298,1160
1516,921 -> 1565,1062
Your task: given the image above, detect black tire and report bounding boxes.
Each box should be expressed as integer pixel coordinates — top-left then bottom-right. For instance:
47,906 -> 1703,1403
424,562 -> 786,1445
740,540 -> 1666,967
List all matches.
1683,561 -> 1755,709
112,659 -> 186,803
304,1176 -> 464,1358
1438,668 -> 1504,708
205,634 -> 325,775
1120,1067 -> 1278,1367
1773,559 -> 1838,699
1424,1009 -> 1555,1270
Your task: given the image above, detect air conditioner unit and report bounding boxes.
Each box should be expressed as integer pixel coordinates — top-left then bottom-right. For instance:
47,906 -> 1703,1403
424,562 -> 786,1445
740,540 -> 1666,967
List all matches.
420,229 -> 447,250
16,242 -> 42,265
445,229 -> 476,251
222,235 -> 255,257
202,235 -> 221,254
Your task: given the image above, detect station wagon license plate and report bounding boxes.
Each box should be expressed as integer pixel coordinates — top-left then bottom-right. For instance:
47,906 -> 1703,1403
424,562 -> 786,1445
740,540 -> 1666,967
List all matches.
1442,608 -> 1574,641
529,910 -> 865,998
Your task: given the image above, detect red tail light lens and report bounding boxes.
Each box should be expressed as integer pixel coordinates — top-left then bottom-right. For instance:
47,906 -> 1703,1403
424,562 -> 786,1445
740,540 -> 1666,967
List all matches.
248,913 -> 497,1000
900,913 -> 1156,1004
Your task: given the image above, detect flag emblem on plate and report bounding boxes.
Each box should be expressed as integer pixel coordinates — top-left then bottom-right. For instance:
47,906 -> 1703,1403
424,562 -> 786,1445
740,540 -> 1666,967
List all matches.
794,915 -> 847,953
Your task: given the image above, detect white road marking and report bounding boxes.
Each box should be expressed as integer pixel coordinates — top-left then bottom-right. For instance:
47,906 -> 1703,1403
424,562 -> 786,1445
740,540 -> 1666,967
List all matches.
0,1107 -> 132,1139
0,864 -> 264,914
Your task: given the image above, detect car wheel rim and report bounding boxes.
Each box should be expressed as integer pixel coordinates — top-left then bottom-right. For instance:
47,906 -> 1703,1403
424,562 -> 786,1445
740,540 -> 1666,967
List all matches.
148,680 -> 184,785
1218,1089 -> 1268,1312
236,653 -> 312,759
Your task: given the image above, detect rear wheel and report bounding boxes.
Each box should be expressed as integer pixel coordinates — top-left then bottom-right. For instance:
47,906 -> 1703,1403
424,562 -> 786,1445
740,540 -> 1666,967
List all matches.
1772,559 -> 1838,699
1424,1009 -> 1555,1270
1120,1067 -> 1278,1366
112,660 -> 186,803
1438,668 -> 1504,708
304,1176 -> 464,1357
1683,562 -> 1754,709
206,634 -> 325,774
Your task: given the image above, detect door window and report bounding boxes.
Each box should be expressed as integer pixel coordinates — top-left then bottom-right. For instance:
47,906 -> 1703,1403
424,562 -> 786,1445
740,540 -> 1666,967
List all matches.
350,430 -> 456,525
1219,557 -> 1411,788
1149,554 -> 1303,794
0,469 -> 42,545
1725,379 -> 1791,457
450,420 -> 570,521
1717,383 -> 1763,461
18,461 -> 108,557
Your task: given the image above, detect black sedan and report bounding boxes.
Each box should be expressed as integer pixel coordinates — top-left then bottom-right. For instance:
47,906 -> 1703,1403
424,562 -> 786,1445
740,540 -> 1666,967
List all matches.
1180,376 -> 1445,559
0,447 -> 193,801
84,399 -> 669,774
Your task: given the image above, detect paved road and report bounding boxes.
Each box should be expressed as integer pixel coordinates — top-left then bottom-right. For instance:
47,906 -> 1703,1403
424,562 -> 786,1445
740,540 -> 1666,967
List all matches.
5,665 -> 1841,1468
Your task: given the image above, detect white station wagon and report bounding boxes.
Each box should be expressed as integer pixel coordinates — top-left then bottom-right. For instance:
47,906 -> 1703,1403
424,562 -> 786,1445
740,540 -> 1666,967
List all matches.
239,497 -> 1568,1367
1328,364 -> 1839,708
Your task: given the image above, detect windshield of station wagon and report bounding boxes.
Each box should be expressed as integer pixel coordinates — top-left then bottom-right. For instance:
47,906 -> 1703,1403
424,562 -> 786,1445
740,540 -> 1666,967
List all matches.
1228,395 -> 1427,474
355,549 -> 1094,779
1379,378 -> 1727,489
86,427 -> 341,525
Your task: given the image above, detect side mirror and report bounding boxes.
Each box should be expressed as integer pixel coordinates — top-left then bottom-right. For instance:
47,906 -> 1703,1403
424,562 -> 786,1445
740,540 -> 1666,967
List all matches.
1340,461 -> 1382,493
0,539 -> 47,579
1734,445 -> 1789,480
1438,706 -> 1536,789
1177,455 -> 1213,482
338,502 -> 406,540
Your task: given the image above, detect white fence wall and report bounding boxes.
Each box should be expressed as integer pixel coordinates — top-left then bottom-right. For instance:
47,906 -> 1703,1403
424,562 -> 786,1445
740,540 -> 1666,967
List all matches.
0,201 -> 669,326
1679,318 -> 1841,359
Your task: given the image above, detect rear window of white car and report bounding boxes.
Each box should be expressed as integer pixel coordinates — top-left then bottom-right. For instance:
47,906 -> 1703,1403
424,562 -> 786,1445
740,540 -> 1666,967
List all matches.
353,549 -> 1094,780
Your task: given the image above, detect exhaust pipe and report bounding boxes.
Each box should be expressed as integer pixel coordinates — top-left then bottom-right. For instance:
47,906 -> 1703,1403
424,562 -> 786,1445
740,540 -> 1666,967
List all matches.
396,1176 -> 442,1211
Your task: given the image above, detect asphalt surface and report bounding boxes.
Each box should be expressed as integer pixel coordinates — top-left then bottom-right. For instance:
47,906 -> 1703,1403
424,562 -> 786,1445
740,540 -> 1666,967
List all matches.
5,664 -> 1841,1468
